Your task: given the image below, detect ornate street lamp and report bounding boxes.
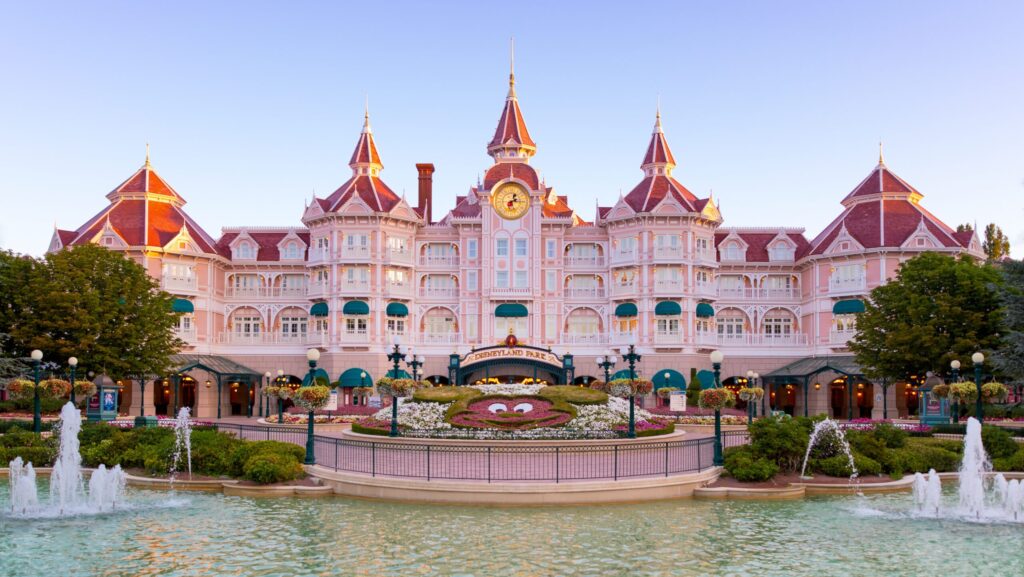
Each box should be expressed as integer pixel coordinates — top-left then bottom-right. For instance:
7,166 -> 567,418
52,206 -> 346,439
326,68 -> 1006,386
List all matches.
30,350 -> 43,433
276,369 -> 285,424
619,342 -> 641,439
407,346 -> 424,382
596,353 -> 616,384
68,357 -> 79,406
949,359 -> 961,423
972,352 -> 984,424
744,370 -> 755,424
261,371 -> 271,418
710,349 -> 725,466
387,338 -> 407,437
303,348 -> 320,465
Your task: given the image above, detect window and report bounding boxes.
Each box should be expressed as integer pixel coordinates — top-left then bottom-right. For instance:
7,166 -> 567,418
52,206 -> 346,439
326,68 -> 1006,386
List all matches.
916,237 -> 928,247
314,269 -> 329,283
717,316 -> 744,338
103,237 -> 113,246
695,319 -> 711,334
496,238 -> 509,257
721,241 -> 744,261
495,317 -> 529,338
614,318 -> 637,333
514,271 -> 528,288
281,315 -> 307,338
764,315 -> 793,336
655,235 -> 680,253
283,241 -> 301,260
695,237 -> 711,254
345,317 -> 368,334
466,316 -> 478,341
695,270 -> 711,285
233,315 -> 261,336
346,235 -> 368,251
768,243 -> 794,261
546,240 -> 556,259
656,318 -> 680,334
515,238 -> 528,257
387,237 -> 408,255
545,271 -> 556,291
236,242 -> 254,259
178,241 -> 187,251
833,314 -> 856,332
424,311 -> 456,334
280,274 -> 307,291
495,271 -> 509,288
467,270 -> 478,291
831,264 -> 865,289
566,310 -> 600,334
316,237 -> 329,250
178,315 -> 192,331
467,239 -> 478,259
545,315 -> 557,340
313,318 -> 328,334
386,269 -> 407,286
618,237 -> 637,254
386,317 -> 406,335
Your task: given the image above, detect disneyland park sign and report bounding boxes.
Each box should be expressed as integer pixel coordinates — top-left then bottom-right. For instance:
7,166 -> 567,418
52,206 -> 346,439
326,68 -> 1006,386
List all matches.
461,346 -> 562,369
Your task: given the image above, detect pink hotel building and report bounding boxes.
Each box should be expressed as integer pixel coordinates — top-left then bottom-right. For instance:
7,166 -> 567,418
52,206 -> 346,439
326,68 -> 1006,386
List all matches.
50,69 -> 984,420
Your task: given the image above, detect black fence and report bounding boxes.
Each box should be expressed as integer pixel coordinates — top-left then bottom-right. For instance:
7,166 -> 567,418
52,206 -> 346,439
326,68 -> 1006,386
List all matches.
215,423 -> 750,483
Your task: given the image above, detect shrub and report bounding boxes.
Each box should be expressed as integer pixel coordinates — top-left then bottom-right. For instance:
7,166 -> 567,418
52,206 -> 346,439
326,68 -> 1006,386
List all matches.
891,444 -> 961,473
724,445 -> 779,482
0,420 -> 35,434
0,430 -> 48,449
242,452 -> 304,484
992,449 -> 1024,472
0,445 -> 55,466
982,425 -> 1018,459
871,423 -> 908,448
413,386 -> 482,404
230,440 -> 305,477
538,385 -> 609,405
811,453 -> 880,477
186,430 -> 243,476
747,415 -> 811,472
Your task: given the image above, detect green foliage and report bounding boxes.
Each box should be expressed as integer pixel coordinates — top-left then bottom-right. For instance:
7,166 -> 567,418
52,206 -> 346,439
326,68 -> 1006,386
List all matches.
351,421 -> 390,436
537,385 -> 609,405
871,423 -> 908,448
2,244 -> 182,380
0,446 -> 55,466
983,223 -> 1011,261
850,252 -> 1004,382
634,420 -> 675,437
890,444 -> 962,473
746,415 -> 812,473
686,370 -> 702,407
230,440 -> 305,477
242,452 -> 304,484
723,445 -> 779,482
0,397 -> 66,414
413,386 -> 482,403
981,425 -> 1018,459
992,259 -> 1024,383
812,453 -> 882,477
992,448 -> 1024,472
0,419 -> 35,434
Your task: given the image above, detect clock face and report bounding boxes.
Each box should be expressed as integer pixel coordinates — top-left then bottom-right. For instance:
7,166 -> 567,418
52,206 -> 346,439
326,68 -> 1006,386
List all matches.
492,184 -> 530,220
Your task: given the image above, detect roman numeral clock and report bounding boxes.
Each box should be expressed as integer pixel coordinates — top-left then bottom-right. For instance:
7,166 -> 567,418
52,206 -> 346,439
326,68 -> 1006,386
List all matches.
492,183 -> 530,220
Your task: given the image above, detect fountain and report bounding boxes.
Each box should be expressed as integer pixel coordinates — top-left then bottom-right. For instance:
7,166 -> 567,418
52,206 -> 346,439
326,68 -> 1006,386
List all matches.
169,406 -> 193,482
6,401 -> 127,517
799,418 -> 858,480
909,417 -> 1024,521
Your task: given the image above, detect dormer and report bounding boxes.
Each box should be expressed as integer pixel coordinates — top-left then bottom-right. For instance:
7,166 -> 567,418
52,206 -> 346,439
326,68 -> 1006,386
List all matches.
165,224 -> 200,255
277,230 -> 307,261
767,233 -> 797,262
718,233 -> 748,262
92,218 -> 128,249
901,218 -> 942,250
825,224 -> 865,255
230,231 -> 258,261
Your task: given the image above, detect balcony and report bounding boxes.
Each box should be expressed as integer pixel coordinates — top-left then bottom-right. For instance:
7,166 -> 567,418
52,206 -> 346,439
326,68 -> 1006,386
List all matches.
694,282 -> 717,298
610,283 -> 637,297
419,255 -> 459,267
162,274 -> 197,291
305,332 -> 330,347
420,332 -> 461,345
565,255 -> 606,268
830,329 -> 857,345
610,250 -> 638,266
653,279 -> 683,294
708,333 -> 809,347
653,330 -> 682,345
307,282 -> 331,298
610,331 -> 637,345
225,286 -> 310,299
339,245 -> 370,260
306,248 -> 330,264
653,246 -> 684,261
693,249 -> 717,264
717,286 -> 753,300
420,286 -> 458,298
491,286 -> 531,297
217,333 -> 311,345
340,330 -> 370,344
560,333 -> 608,345
173,327 -> 197,342
565,287 -> 606,299
716,287 -> 799,301
761,287 -> 800,300
829,276 -> 866,295
385,248 -> 414,265
340,280 -> 371,293
384,283 -> 414,298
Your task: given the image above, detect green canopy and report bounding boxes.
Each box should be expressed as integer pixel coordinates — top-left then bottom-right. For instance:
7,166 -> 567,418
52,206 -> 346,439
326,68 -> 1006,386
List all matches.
654,301 -> 681,316
495,303 -> 528,317
832,299 -> 866,315
696,369 -> 718,389
338,367 -> 373,387
343,300 -> 370,315
696,303 -> 715,318
310,302 -> 329,317
652,369 -> 686,389
171,298 -> 194,313
386,369 -> 412,379
386,302 -> 409,317
610,369 -> 635,380
614,302 -> 638,317
301,367 -> 331,387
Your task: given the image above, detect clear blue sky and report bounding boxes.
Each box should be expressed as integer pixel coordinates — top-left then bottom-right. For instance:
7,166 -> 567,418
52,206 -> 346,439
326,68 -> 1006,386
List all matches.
1,0 -> 1021,257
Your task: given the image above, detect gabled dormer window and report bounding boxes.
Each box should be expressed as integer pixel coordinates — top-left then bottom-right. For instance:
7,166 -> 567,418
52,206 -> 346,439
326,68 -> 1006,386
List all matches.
282,241 -> 301,259
768,243 -> 795,262
236,242 -> 255,259
721,241 -> 744,261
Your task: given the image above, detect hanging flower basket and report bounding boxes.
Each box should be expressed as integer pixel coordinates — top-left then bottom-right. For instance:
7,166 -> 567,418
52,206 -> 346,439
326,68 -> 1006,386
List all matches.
263,385 -> 281,399
929,383 -> 950,400
699,387 -> 737,411
277,386 -> 294,401
377,377 -> 419,398
982,382 -> 1009,403
737,386 -> 764,402
73,379 -> 97,401
292,385 -> 331,411
948,382 -> 978,404
6,379 -> 39,400
656,386 -> 681,399
40,378 -> 71,398
606,378 -> 653,398
588,380 -> 608,393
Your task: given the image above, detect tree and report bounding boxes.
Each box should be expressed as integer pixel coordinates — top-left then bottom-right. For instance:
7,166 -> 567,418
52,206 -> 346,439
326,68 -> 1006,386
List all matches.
8,245 -> 182,379
983,223 -> 1011,261
992,259 -> 1024,384
957,223 -> 973,233
850,252 -> 1004,382
0,250 -> 35,353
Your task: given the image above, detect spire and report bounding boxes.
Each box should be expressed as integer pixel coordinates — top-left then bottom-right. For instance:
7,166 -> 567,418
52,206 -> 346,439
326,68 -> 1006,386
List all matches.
145,142 -> 151,168
878,140 -> 885,166
488,41 -> 536,161
641,106 -> 677,175
349,106 -> 383,175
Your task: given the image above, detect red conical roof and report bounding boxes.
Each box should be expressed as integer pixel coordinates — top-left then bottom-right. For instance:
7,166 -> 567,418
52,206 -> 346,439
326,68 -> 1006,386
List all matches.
487,66 -> 536,159
641,112 -> 676,170
349,110 -> 383,170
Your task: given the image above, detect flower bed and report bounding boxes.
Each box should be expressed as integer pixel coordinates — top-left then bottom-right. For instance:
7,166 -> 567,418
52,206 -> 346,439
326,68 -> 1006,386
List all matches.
108,416 -> 215,429
449,396 -> 574,430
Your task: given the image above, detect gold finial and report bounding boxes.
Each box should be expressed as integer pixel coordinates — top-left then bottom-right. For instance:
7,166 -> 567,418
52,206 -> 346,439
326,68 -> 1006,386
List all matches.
654,96 -> 662,131
145,143 -> 151,167
363,95 -> 372,133
878,140 -> 885,166
507,36 -> 516,97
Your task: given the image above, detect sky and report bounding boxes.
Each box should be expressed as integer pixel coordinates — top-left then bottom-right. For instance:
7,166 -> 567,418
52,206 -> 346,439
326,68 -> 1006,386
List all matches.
1,0 -> 1022,257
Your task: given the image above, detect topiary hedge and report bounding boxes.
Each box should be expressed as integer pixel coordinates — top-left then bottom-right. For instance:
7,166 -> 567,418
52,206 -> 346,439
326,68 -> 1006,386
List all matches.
538,385 -> 609,405
413,386 -> 482,404
724,445 -> 779,482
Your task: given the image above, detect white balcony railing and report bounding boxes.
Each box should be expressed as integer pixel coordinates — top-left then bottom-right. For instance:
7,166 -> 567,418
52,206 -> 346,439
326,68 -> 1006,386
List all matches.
761,287 -> 799,300
830,329 -> 857,345
305,332 -> 330,347
174,327 -> 197,342
610,250 -> 638,265
610,331 -> 638,345
830,276 -> 866,294
226,286 -> 309,299
340,280 -> 371,293
610,283 -> 637,297
653,246 -> 684,260
693,249 -> 717,263
419,255 -> 459,267
560,333 -> 608,345
340,330 -> 370,343
340,245 -> 370,260
491,287 -> 531,296
716,287 -> 799,301
565,287 -> 606,299
420,332 -> 461,344
307,249 -> 330,263
218,333 -> 311,345
307,282 -> 331,297
385,248 -> 414,263
162,274 -> 197,291
710,333 -> 809,347
654,279 -> 683,293
420,286 -> 458,298
716,286 -> 752,299
565,255 -> 606,267
653,330 -> 682,344
694,282 -> 717,297
384,283 -> 414,298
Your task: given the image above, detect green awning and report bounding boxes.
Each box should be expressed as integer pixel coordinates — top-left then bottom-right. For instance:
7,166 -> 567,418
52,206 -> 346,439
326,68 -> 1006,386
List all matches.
610,369 -> 635,380
696,303 -> 715,318
310,302 -> 329,317
338,368 -> 373,387
614,302 -> 638,317
655,301 -> 681,316
343,300 -> 370,315
171,298 -> 194,313
386,369 -> 411,379
653,369 -> 686,389
833,299 -> 866,315
696,370 -> 717,389
495,303 -> 528,317
386,302 -> 409,317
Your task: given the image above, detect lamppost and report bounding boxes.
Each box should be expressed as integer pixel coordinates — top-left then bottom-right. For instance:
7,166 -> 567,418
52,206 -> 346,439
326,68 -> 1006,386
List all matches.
261,371 -> 270,418
619,343 -> 641,439
387,339 -> 406,437
276,369 -> 285,424
710,349 -> 725,467
596,353 -> 616,384
68,357 -> 79,406
972,352 -> 984,424
950,359 -> 961,424
30,350 -> 43,433
360,371 -> 367,405
407,347 -> 424,382
303,348 -> 320,465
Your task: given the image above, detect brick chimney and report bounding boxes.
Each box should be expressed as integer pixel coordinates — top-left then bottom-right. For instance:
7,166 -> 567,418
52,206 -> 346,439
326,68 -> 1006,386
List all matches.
415,163 -> 435,224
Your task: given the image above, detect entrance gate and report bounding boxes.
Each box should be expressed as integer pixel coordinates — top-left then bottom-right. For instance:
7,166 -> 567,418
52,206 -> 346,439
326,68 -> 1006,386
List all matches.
448,344 -> 574,386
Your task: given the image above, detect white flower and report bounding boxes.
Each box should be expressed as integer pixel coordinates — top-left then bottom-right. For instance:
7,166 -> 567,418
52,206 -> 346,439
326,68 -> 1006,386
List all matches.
471,384 -> 544,396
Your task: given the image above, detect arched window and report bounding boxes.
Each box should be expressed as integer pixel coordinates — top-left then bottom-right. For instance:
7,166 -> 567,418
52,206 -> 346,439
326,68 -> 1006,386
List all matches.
283,241 -> 301,260
236,242 -> 255,259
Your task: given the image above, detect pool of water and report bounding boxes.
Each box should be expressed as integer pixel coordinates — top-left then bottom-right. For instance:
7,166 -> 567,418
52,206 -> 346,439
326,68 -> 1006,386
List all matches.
2,483 -> 1022,577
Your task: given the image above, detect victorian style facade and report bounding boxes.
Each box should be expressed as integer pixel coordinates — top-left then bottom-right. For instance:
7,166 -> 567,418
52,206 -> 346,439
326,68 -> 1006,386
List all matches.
50,65 -> 984,419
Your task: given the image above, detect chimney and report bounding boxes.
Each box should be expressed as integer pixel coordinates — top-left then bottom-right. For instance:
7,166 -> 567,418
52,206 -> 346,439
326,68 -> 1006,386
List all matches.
415,163 -> 435,224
